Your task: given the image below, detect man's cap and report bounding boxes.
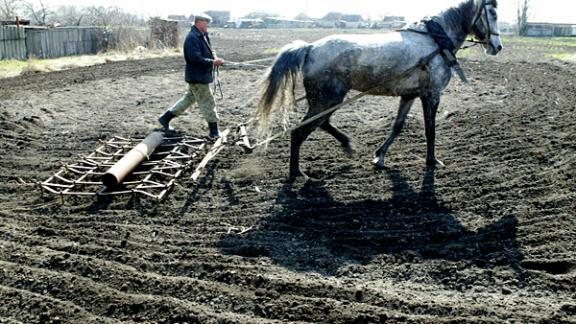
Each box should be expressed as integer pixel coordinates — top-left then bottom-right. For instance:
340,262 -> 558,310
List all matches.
194,13 -> 213,23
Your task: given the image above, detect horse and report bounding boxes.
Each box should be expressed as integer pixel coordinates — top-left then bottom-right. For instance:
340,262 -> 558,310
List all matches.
255,0 -> 502,179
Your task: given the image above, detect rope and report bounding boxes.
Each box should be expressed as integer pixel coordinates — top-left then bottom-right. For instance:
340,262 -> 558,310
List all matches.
255,90 -> 373,147
223,61 -> 270,69
212,66 -> 223,99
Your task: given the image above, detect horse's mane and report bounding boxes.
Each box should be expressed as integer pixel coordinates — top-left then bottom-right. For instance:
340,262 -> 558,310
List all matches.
438,0 -> 476,35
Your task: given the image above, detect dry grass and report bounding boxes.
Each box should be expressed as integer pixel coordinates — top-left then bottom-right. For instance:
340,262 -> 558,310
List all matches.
0,47 -> 181,79
549,53 -> 576,62
0,60 -> 27,78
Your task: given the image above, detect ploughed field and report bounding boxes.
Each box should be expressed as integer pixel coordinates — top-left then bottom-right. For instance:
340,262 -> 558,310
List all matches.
0,29 -> 575,322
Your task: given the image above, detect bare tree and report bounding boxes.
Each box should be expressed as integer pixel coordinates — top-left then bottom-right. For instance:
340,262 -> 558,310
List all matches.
81,6 -> 147,50
84,6 -> 113,29
517,0 -> 529,36
49,5 -> 84,26
84,6 -> 144,29
22,0 -> 50,25
0,0 -> 21,20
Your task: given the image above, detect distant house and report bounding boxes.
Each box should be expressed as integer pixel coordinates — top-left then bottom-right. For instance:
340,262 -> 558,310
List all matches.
524,22 -> 576,37
1,18 -> 30,26
262,17 -> 312,29
341,14 -> 363,22
371,16 -> 406,30
316,12 -> 365,28
313,19 -> 337,28
322,12 -> 342,22
235,19 -> 265,29
205,11 -> 231,27
340,14 -> 365,28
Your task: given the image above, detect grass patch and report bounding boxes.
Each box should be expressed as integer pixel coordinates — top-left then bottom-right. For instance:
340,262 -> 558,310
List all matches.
472,35 -> 576,50
0,60 -> 28,78
548,53 -> 576,61
0,47 -> 182,79
502,35 -> 576,47
264,47 -> 282,55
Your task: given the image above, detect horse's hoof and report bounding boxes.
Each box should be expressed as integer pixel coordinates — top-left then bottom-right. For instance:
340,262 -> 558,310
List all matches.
289,170 -> 309,181
371,156 -> 386,169
426,158 -> 445,168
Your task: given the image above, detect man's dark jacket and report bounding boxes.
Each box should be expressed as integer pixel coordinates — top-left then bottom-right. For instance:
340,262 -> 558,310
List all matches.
183,26 -> 215,84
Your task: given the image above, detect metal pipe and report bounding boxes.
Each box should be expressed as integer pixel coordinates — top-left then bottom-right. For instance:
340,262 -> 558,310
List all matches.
102,132 -> 164,187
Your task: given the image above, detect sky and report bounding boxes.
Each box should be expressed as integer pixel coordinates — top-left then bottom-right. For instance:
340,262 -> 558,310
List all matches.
41,0 -> 576,25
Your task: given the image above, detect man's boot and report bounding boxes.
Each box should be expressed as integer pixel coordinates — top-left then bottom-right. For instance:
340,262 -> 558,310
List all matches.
158,111 -> 176,131
208,122 -> 220,139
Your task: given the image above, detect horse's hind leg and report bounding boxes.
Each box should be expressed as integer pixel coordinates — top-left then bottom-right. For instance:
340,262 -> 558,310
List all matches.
290,113 -> 336,179
290,116 -> 318,179
290,78 -> 348,179
373,95 -> 417,168
321,119 -> 354,157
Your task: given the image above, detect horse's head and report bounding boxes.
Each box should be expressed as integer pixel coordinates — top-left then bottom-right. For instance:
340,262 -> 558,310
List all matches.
471,0 -> 502,55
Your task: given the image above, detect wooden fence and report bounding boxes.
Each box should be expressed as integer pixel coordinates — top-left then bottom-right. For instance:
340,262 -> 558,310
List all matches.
0,26 -> 27,60
0,26 -> 107,60
26,27 -> 106,59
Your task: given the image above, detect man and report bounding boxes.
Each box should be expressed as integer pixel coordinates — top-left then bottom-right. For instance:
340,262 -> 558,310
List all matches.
158,13 -> 225,138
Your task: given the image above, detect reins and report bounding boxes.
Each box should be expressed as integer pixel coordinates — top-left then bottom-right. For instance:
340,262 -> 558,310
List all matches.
213,66 -> 223,99
212,57 -> 276,99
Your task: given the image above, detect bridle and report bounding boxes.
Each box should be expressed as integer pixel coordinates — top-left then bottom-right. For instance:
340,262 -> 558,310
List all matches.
470,0 -> 500,44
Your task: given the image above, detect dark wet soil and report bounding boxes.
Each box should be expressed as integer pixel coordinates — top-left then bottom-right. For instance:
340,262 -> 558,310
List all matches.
0,29 -> 575,323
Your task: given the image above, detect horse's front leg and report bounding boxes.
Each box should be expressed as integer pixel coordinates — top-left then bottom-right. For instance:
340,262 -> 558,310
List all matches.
373,95 -> 416,168
420,93 -> 444,168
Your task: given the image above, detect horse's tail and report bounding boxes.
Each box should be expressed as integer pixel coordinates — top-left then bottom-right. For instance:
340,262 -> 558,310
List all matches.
255,40 -> 312,132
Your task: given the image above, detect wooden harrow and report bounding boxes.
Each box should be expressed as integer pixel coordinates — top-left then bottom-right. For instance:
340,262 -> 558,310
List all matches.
40,126 -> 252,202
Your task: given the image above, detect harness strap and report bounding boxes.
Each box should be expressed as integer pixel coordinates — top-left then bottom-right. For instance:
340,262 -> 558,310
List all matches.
425,20 -> 456,53
405,23 -> 469,84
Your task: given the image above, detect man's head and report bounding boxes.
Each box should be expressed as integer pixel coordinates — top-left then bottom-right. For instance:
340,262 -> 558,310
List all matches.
194,13 -> 212,33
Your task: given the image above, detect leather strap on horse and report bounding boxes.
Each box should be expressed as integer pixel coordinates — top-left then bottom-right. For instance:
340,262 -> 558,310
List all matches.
422,19 -> 470,84
425,20 -> 457,53
403,26 -> 470,84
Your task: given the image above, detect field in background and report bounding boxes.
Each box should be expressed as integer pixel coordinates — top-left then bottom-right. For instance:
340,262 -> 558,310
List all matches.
2,29 -> 574,79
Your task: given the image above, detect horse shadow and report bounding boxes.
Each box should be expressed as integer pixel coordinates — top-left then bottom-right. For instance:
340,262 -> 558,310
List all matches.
219,167 -> 524,276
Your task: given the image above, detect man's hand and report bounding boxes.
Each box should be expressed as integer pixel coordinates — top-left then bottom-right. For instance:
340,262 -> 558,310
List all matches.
213,58 -> 225,67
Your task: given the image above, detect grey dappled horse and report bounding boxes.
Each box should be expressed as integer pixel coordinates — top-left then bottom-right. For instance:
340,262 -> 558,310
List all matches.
256,0 -> 502,179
